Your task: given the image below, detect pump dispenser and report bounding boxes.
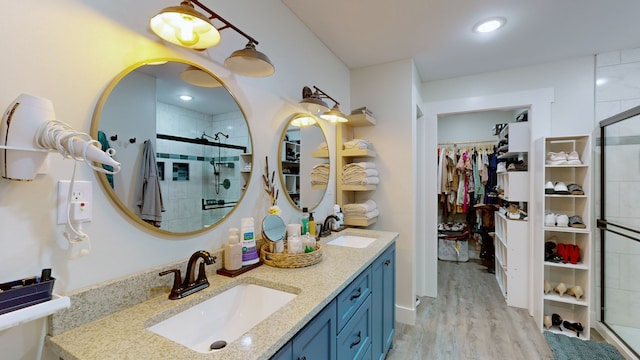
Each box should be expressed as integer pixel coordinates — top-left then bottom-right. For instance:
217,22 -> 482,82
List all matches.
301,207 -> 310,235
224,227 -> 242,271
308,212 -> 316,236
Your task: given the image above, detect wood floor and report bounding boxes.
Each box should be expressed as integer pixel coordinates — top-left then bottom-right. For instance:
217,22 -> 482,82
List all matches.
386,259 -> 555,360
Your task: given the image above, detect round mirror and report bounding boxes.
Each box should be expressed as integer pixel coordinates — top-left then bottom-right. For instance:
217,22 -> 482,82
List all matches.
261,214 -> 286,242
278,113 -> 329,211
91,59 -> 253,235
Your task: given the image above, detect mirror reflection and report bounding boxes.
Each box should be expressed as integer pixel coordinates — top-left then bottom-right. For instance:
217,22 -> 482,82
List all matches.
92,59 -> 252,234
278,114 -> 329,211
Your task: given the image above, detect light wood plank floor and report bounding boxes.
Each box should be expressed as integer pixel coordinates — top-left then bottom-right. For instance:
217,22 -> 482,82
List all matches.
387,259 -> 554,360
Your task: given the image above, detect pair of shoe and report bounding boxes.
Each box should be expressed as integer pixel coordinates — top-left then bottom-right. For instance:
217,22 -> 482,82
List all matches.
507,160 -> 527,171
545,181 -> 584,195
557,243 -> 580,264
545,213 -> 569,227
563,321 -> 584,337
546,151 -> 581,165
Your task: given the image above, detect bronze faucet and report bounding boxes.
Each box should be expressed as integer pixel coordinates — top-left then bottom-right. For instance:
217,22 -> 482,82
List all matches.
159,250 -> 216,300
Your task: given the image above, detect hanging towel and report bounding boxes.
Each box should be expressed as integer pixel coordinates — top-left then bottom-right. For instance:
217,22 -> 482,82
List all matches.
97,130 -> 114,189
138,140 -> 164,227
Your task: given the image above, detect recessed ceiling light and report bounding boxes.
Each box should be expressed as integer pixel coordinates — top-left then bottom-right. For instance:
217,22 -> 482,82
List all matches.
179,95 -> 193,101
473,17 -> 506,33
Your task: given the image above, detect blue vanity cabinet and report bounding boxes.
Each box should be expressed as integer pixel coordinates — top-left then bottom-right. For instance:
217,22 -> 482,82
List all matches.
271,341 -> 292,360
291,298 -> 337,360
336,294 -> 371,360
371,243 -> 395,360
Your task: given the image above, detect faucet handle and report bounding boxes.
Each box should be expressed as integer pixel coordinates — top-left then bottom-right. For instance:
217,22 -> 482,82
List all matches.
159,269 -> 182,300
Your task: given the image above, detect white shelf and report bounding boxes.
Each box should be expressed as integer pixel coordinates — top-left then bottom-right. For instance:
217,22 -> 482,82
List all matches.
494,212 -> 529,309
0,294 -> 70,331
537,134 -> 592,339
341,148 -> 376,158
346,112 -> 376,126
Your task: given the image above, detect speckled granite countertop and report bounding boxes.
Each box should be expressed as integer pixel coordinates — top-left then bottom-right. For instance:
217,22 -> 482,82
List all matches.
46,229 -> 397,360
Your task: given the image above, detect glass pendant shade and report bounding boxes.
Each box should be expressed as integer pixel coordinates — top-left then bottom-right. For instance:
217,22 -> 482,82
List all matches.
300,96 -> 329,115
290,113 -> 317,127
224,42 -> 275,77
320,104 -> 348,123
150,3 -> 221,50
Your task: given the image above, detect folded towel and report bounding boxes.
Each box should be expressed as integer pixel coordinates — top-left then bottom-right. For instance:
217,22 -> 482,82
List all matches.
343,176 -> 379,185
343,168 -> 379,178
344,138 -> 371,150
343,162 -> 376,170
343,200 -> 377,214
345,209 -> 379,221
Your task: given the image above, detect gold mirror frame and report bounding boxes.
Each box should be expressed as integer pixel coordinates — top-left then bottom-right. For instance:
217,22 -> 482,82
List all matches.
278,113 -> 329,211
91,58 -> 253,236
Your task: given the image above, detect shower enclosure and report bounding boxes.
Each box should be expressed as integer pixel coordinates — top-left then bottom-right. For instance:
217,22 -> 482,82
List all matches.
598,105 -> 640,358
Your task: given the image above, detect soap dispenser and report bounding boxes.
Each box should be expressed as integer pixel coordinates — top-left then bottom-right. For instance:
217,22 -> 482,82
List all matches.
224,227 -> 242,271
308,212 -> 316,236
301,207 -> 310,235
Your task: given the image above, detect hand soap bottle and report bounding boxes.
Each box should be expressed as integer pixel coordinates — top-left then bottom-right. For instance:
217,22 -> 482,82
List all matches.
241,217 -> 259,266
308,212 -> 316,236
301,207 -> 310,235
224,227 -> 242,271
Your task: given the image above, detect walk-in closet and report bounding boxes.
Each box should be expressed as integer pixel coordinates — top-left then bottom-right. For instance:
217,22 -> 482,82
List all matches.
436,108 -> 530,306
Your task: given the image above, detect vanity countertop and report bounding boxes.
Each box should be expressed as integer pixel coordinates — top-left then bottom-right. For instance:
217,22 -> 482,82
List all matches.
46,229 -> 398,360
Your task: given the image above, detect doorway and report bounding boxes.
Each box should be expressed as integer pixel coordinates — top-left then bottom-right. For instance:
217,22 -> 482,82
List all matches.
416,88 -> 554,320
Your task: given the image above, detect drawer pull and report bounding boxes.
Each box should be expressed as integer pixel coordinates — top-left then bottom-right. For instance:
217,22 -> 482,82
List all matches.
350,287 -> 362,301
350,331 -> 362,349
384,259 -> 391,266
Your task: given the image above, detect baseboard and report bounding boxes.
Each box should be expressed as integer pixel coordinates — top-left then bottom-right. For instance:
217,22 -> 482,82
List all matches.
395,304 -> 416,325
594,321 -> 638,360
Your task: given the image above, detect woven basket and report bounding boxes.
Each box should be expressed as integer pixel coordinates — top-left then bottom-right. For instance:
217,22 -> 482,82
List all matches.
260,243 -> 323,268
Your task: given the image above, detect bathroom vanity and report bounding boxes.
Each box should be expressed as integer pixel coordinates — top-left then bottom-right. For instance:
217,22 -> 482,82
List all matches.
46,229 -> 397,360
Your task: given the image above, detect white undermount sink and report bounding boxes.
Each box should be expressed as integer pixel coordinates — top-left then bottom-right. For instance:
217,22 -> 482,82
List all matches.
327,235 -> 376,248
147,283 -> 297,353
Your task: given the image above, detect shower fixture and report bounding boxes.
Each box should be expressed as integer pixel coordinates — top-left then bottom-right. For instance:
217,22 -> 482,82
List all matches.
201,131 -> 229,194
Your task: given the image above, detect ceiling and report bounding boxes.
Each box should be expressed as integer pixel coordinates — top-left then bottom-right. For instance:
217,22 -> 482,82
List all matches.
281,0 -> 640,82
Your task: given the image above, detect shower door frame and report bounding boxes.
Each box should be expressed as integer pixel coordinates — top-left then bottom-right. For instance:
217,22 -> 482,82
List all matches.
598,104 -> 640,359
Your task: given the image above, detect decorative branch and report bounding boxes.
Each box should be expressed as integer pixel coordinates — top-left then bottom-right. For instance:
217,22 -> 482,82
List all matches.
263,155 -> 279,207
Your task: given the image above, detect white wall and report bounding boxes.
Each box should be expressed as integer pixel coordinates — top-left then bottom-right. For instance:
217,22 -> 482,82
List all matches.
351,59 -> 416,323
0,1 -> 347,358
438,111 -> 515,143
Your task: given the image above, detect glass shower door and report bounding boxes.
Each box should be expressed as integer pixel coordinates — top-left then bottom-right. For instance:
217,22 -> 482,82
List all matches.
599,107 -> 640,358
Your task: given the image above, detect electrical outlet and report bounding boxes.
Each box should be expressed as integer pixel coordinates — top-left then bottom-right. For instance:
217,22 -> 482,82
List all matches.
57,180 -> 92,224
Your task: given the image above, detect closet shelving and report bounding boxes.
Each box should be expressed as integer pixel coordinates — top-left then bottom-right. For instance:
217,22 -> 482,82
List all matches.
240,153 -> 252,190
282,137 -> 301,206
493,119 -> 530,309
538,135 -> 591,339
336,112 -> 377,227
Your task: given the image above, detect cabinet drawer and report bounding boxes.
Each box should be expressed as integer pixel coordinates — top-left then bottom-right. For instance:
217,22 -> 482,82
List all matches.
337,295 -> 371,360
337,267 -> 371,331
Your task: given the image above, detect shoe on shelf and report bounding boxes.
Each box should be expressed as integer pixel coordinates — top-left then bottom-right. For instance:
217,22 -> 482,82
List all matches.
554,282 -> 567,296
545,181 -> 555,194
553,181 -> 570,195
544,315 -> 552,329
546,151 -> 568,165
568,244 -> 581,264
566,285 -> 584,300
567,183 -> 584,195
568,215 -> 586,228
556,214 -> 569,227
544,281 -> 552,294
566,151 -> 582,165
563,321 -> 584,337
544,213 -> 557,227
552,313 -> 563,327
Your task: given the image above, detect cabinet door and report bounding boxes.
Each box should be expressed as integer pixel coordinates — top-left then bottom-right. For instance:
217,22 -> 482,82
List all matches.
292,299 -> 337,360
371,243 -> 396,360
337,295 -> 371,360
271,341 -> 292,360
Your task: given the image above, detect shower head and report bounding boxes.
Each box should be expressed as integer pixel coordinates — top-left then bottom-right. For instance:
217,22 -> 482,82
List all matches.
213,132 -> 229,141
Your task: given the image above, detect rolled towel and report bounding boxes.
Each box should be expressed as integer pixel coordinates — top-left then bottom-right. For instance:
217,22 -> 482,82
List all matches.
343,162 -> 376,170
343,200 -> 377,213
343,138 -> 371,150
345,209 -> 380,220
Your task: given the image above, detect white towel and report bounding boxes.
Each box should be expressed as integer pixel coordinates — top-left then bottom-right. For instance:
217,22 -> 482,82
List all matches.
343,162 -> 376,170
345,209 -> 379,220
343,138 -> 371,150
343,176 -> 379,185
343,168 -> 379,179
343,200 -> 377,214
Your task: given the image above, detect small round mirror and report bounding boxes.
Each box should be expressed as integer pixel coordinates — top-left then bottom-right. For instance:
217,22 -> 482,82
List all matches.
262,214 -> 286,241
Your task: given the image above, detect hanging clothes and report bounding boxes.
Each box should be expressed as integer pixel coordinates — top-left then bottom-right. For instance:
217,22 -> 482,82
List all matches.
138,140 -> 165,227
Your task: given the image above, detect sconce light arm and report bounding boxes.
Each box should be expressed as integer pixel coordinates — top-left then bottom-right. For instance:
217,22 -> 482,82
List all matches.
312,86 -> 341,106
190,0 -> 259,45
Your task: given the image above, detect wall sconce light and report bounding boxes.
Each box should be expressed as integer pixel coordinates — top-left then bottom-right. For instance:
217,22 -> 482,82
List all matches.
150,0 -> 274,77
290,113 -> 317,127
299,86 -> 348,123
179,65 -> 222,88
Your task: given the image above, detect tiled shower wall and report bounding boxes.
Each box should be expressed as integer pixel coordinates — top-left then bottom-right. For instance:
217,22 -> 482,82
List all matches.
156,102 -> 249,232
595,47 -> 640,328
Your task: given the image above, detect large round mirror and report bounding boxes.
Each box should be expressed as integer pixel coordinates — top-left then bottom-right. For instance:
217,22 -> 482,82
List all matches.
278,114 -> 329,211
91,59 -> 252,235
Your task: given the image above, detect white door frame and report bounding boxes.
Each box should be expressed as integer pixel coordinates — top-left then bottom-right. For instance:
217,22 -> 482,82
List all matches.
415,88 -> 554,310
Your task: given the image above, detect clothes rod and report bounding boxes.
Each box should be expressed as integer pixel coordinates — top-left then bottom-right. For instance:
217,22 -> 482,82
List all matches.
156,134 -> 247,152
437,139 -> 496,146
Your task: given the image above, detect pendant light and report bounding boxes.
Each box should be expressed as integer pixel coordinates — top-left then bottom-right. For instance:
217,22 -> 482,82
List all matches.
150,0 -> 275,77
179,65 -> 222,88
320,104 -> 348,123
290,113 -> 317,127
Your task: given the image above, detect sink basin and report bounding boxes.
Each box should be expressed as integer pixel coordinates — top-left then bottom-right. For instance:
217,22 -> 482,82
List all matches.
147,283 -> 296,353
327,235 -> 376,248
